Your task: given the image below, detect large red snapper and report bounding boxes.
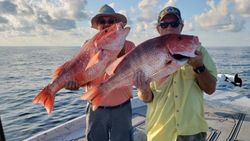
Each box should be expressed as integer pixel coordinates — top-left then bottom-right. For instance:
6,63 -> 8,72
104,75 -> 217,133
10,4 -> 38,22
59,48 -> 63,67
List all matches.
32,22 -> 130,114
81,34 -> 200,110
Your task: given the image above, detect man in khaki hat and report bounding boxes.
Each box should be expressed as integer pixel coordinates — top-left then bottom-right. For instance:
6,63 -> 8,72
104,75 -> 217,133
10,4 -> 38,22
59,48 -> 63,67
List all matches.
134,6 -> 217,141
91,4 -> 127,29
65,4 -> 135,141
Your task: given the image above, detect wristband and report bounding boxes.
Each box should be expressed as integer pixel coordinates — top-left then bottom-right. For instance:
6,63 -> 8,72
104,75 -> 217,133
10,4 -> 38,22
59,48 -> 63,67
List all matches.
193,65 -> 206,74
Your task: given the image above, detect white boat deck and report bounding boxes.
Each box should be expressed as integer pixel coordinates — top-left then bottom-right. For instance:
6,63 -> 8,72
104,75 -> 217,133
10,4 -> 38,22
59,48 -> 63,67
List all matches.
25,98 -> 250,141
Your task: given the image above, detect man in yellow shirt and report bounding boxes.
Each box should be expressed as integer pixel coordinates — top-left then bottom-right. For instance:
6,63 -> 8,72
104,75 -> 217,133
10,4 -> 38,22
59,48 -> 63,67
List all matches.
134,6 -> 217,141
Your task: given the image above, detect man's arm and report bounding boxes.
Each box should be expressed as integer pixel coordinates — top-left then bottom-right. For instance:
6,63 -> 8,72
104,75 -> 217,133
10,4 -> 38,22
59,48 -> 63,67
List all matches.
195,69 -> 216,94
188,50 -> 216,95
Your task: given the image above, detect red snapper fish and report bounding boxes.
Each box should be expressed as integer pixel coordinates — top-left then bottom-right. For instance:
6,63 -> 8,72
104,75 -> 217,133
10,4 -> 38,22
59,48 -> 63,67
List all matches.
81,34 -> 200,110
33,22 -> 130,114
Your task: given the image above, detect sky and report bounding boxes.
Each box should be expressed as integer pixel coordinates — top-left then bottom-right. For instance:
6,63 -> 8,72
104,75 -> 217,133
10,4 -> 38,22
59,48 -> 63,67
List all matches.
0,0 -> 250,47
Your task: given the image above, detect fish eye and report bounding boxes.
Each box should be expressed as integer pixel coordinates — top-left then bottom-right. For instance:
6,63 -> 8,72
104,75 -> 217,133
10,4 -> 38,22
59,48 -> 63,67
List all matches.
178,36 -> 182,40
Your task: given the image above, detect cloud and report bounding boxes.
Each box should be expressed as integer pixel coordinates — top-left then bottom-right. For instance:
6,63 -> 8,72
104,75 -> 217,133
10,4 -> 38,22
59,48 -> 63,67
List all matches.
194,0 -> 245,32
0,0 -> 89,35
45,18 -> 76,30
137,0 -> 158,22
233,0 -> 250,17
135,21 -> 151,32
0,16 -> 8,24
163,0 -> 177,8
38,0 -> 88,20
183,21 -> 194,32
131,0 -> 159,38
118,9 -> 134,25
108,2 -> 115,9
135,0 -> 179,32
35,10 -> 76,31
16,0 -> 34,16
0,16 -> 9,32
0,1 -> 17,14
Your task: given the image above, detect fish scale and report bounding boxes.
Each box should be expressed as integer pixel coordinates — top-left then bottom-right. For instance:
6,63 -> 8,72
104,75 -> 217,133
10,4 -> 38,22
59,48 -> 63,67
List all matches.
32,22 -> 130,114
81,34 -> 200,110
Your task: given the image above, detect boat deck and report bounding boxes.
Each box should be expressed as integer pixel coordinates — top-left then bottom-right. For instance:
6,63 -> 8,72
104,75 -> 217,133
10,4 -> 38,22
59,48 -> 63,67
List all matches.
78,105 -> 249,141
24,98 -> 250,141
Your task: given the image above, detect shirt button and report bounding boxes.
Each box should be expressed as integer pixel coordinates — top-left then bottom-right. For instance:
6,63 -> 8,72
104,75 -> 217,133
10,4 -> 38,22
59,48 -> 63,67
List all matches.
177,123 -> 179,126
175,95 -> 178,98
176,110 -> 179,112
174,81 -> 176,84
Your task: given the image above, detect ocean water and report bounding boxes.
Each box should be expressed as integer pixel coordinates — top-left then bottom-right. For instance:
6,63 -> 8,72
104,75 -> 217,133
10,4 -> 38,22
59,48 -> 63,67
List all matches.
0,46 -> 249,141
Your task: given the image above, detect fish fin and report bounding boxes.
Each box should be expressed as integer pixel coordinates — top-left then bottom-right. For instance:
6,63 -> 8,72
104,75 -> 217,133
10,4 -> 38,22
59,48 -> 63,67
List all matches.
150,66 -> 175,81
102,45 -> 121,52
105,56 -> 125,75
91,96 -> 103,111
53,60 -> 72,78
92,105 -> 98,111
94,40 -> 98,48
32,85 -> 55,114
80,86 -> 101,101
85,51 -> 102,70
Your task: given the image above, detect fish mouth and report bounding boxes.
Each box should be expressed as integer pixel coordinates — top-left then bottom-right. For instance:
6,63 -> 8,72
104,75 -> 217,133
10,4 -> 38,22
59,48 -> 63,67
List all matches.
116,22 -> 126,29
171,54 -> 190,61
170,54 -> 190,65
115,22 -> 130,34
116,22 -> 130,30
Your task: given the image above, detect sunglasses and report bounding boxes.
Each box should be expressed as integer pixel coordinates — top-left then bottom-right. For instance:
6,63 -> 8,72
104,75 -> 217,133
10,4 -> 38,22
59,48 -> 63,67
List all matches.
159,21 -> 180,28
99,19 -> 116,25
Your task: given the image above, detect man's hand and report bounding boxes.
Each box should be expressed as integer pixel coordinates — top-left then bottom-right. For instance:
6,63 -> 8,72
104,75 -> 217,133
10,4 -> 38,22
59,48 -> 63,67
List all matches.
187,50 -> 216,94
65,80 -> 80,90
133,70 -> 153,102
134,70 -> 150,92
188,50 -> 203,68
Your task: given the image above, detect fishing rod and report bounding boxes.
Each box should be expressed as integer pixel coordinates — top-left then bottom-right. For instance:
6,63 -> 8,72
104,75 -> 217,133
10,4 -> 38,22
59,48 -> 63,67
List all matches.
0,116 -> 6,141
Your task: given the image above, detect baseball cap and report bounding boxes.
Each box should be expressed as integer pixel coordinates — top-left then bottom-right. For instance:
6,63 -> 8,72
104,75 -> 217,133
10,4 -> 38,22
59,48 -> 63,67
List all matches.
158,6 -> 183,23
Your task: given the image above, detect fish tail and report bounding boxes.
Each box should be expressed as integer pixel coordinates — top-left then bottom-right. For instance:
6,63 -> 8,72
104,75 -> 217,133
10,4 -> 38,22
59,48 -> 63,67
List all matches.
32,85 -> 55,114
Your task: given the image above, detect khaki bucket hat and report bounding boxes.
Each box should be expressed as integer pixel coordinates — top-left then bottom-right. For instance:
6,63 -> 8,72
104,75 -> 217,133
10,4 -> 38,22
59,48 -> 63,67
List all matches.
91,4 -> 127,29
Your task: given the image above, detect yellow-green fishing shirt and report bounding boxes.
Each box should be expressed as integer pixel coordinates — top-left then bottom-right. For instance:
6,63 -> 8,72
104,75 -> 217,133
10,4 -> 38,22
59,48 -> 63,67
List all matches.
146,46 -> 217,141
